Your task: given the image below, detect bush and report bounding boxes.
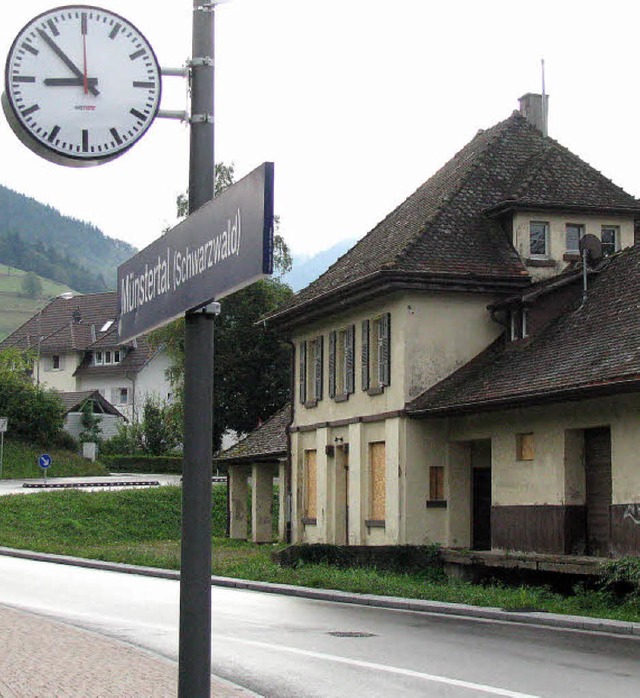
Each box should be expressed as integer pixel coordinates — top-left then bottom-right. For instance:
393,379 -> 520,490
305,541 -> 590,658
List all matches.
101,455 -> 183,474
599,556 -> 640,600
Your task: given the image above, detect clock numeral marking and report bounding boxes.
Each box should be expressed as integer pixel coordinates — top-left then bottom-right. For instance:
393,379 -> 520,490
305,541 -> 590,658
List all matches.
13,76 -> 36,84
81,13 -> 88,35
47,20 -> 60,37
21,43 -> 39,56
130,108 -> 147,122
110,128 -> 123,146
133,81 -> 155,88
21,104 -> 40,117
48,125 -> 61,143
82,129 -> 89,152
129,49 -> 147,61
109,23 -> 122,40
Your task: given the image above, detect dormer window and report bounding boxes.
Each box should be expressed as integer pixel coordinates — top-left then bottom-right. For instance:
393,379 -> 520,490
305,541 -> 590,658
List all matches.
94,351 -> 103,365
94,349 -> 123,366
529,221 -> 549,258
601,226 -> 619,256
509,308 -> 528,341
565,223 -> 584,254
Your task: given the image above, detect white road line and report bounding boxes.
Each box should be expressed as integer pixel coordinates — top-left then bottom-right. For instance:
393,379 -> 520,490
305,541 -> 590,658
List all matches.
216,634 -> 541,698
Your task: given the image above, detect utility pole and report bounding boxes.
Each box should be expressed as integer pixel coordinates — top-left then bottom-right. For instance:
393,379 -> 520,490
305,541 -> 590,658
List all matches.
178,2 -> 215,696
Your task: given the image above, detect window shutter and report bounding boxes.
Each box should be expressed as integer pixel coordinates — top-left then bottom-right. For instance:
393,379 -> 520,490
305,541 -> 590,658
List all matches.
380,312 -> 391,386
315,337 -> 324,401
110,388 -> 119,404
361,320 -> 370,391
299,341 -> 307,404
328,331 -> 336,398
346,324 -> 355,394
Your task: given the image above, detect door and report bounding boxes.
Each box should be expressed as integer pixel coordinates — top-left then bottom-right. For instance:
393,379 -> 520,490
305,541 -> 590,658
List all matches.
584,427 -> 612,557
472,468 -> 492,550
335,446 -> 349,546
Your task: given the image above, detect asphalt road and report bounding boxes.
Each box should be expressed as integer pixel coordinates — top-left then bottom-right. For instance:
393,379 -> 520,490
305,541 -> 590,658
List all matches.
0,555 -> 638,697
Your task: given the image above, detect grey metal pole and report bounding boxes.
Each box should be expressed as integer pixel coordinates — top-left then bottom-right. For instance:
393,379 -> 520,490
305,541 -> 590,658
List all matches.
178,2 -> 215,697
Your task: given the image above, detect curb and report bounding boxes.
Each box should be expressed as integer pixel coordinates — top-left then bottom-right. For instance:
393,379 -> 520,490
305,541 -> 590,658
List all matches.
1,546 -> 639,638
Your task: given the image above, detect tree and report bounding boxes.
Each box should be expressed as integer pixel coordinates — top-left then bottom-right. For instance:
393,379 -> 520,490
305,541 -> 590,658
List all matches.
151,162 -> 294,450
78,400 -> 102,444
21,271 -> 43,299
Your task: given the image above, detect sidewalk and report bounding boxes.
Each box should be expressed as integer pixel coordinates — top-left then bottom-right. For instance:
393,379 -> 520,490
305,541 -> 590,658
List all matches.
0,605 -> 256,698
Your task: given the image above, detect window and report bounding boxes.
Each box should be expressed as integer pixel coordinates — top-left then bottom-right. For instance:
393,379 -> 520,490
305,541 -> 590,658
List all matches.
51,355 -> 61,370
601,226 -> 619,257
105,350 -> 112,364
113,350 -> 121,364
565,223 -> 585,253
100,320 -> 114,332
529,221 -> 549,257
516,433 -> 535,461
94,351 -> 103,366
329,326 -> 355,399
299,337 -> 323,406
362,313 -> 391,393
368,441 -> 386,523
96,349 -> 123,366
303,449 -> 317,523
509,308 -> 528,341
110,387 -> 129,405
429,466 -> 445,501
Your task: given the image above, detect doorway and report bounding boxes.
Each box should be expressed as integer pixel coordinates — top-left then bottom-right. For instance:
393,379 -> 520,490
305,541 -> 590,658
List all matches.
335,445 -> 349,545
584,427 -> 612,557
471,440 -> 492,550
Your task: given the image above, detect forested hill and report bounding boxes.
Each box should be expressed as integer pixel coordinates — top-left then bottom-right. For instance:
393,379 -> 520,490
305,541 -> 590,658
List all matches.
0,184 -> 136,289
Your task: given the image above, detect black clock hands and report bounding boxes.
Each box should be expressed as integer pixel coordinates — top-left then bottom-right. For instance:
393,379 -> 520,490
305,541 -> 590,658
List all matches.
36,28 -> 100,96
44,77 -> 99,88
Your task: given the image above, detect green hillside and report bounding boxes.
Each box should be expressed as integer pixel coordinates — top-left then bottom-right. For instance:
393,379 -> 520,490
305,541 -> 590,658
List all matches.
0,264 -> 74,341
0,184 -> 136,288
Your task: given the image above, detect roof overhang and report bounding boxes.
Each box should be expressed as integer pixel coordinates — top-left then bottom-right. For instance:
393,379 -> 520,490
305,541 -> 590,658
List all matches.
485,200 -> 640,219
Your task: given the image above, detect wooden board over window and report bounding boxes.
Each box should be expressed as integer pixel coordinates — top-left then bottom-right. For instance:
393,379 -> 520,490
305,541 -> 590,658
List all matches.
304,449 -> 317,519
369,441 -> 386,521
429,465 -> 444,501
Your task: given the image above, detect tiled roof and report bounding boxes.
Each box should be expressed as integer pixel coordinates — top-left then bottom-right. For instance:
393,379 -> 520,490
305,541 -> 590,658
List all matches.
267,111 -> 640,327
407,245 -> 640,416
215,404 -> 291,463
0,291 -> 156,374
57,390 -> 123,417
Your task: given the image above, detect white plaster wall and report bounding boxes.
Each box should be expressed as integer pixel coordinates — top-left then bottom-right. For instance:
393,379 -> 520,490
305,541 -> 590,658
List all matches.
36,352 -> 80,392
513,211 -> 635,281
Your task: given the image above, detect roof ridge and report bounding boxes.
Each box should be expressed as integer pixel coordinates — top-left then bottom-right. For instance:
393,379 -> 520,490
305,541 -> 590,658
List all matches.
392,114 -> 521,267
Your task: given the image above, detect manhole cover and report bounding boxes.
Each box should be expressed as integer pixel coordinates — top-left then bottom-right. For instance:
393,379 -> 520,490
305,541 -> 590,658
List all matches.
327,631 -> 377,638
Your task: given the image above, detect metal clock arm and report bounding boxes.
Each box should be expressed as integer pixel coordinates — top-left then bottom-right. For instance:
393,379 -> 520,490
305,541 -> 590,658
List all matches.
36,28 -> 100,96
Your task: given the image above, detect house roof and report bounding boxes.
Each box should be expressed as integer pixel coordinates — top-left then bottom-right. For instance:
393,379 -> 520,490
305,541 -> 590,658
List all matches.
0,291 -> 156,373
266,110 -> 640,329
215,404 -> 291,464
407,245 -> 640,416
57,390 -> 124,418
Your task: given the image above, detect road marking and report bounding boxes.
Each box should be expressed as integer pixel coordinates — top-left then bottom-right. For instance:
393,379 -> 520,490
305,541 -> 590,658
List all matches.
216,634 -> 541,697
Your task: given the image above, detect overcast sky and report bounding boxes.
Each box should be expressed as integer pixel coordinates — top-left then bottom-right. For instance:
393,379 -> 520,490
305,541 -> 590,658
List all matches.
1,0 -> 639,258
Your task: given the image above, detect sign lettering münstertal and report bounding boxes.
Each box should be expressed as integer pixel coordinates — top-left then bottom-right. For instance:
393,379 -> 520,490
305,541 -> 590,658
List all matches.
118,162 -> 274,343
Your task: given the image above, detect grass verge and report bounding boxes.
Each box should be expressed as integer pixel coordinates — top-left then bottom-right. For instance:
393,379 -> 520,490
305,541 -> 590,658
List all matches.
1,440 -> 108,479
0,485 -> 638,623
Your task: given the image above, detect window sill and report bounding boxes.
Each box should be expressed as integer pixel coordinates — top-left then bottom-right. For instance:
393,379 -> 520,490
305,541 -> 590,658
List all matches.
426,500 -> 447,509
367,386 -> 385,397
563,252 -> 580,262
304,399 -> 319,409
333,393 -> 350,403
301,517 -> 317,526
525,258 -> 556,267
365,519 -> 385,528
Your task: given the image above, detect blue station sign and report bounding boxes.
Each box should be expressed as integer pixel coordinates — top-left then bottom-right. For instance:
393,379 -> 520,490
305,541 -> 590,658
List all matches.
117,162 -> 274,343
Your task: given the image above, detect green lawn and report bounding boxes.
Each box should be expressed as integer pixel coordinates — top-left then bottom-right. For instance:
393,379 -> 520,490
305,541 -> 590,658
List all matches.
1,440 -> 107,479
0,485 -> 638,623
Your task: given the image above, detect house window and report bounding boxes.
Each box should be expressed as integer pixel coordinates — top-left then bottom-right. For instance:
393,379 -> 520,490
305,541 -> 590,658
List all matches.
429,466 -> 445,501
510,308 -> 528,341
299,337 -> 323,406
368,441 -> 386,523
113,350 -> 121,364
529,221 -> 549,257
51,355 -> 61,370
329,326 -> 355,399
516,433 -> 535,461
303,449 -> 317,523
94,351 -> 103,366
565,223 -> 585,253
362,313 -> 391,393
110,387 -> 129,405
601,226 -> 619,256
105,350 -> 112,364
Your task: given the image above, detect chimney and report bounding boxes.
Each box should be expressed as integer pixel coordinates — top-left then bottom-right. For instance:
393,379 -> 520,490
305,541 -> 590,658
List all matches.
518,93 -> 548,135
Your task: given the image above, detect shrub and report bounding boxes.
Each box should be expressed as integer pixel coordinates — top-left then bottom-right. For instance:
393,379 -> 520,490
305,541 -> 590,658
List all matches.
101,455 -> 183,474
599,556 -> 640,600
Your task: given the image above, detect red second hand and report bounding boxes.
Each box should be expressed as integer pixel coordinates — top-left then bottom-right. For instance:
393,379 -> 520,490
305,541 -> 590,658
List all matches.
82,31 -> 89,95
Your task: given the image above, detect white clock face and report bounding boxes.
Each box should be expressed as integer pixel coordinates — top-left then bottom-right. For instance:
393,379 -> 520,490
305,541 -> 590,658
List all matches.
3,5 -> 162,167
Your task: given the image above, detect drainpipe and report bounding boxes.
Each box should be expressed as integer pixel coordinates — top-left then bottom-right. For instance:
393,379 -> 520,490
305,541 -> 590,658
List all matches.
285,338 -> 295,544
125,372 -> 136,422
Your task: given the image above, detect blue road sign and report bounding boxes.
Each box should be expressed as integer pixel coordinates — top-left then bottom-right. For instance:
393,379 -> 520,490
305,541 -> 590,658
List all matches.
38,454 -> 52,469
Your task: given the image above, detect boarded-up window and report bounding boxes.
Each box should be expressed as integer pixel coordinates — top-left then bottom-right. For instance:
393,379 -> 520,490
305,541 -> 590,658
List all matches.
429,466 -> 444,500
304,450 -> 317,519
369,442 -> 386,521
516,433 -> 534,461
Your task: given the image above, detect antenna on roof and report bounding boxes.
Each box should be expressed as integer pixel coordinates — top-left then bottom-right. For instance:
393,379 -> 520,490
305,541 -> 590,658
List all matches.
541,58 -> 548,137
579,234 -> 603,305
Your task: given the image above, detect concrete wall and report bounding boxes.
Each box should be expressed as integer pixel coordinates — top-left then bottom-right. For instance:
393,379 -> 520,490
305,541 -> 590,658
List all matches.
512,211 -> 635,281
